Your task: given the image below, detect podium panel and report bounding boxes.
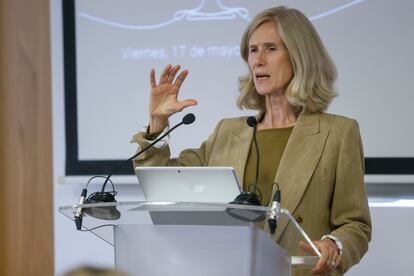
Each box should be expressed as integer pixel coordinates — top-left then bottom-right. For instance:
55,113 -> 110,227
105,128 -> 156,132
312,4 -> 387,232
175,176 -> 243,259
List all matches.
114,224 -> 290,276
59,201 -> 318,275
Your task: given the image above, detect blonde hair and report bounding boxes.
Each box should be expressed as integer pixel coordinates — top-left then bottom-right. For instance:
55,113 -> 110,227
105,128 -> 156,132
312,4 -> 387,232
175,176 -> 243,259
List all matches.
237,6 -> 337,113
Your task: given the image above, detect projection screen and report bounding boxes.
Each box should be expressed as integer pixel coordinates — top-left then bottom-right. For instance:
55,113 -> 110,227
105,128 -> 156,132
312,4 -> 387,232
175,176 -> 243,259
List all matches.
62,0 -> 414,176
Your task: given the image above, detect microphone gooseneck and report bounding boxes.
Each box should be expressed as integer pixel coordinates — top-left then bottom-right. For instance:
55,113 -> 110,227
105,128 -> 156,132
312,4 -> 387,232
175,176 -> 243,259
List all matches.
100,113 -> 196,193
74,113 -> 196,229
230,116 -> 261,206
251,119 -> 260,195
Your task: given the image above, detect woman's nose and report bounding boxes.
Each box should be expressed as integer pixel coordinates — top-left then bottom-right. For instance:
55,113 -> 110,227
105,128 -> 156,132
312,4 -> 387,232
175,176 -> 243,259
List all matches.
252,50 -> 266,67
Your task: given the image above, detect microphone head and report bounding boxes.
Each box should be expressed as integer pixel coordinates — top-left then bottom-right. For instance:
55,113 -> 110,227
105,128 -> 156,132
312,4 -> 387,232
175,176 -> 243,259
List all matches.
182,113 -> 196,125
226,192 -> 265,222
84,192 -> 121,220
231,192 -> 261,206
246,116 -> 257,128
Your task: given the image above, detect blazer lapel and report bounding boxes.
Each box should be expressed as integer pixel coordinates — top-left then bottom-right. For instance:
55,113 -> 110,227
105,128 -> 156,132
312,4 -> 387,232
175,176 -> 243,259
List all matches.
227,126 -> 253,186
273,113 -> 329,241
229,113 -> 263,185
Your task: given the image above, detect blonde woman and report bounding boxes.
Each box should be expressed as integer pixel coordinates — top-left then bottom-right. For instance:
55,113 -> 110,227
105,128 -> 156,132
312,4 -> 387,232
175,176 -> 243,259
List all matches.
133,6 -> 371,276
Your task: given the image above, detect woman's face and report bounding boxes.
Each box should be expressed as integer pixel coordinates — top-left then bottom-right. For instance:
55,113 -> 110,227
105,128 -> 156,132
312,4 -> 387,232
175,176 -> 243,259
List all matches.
247,21 -> 293,96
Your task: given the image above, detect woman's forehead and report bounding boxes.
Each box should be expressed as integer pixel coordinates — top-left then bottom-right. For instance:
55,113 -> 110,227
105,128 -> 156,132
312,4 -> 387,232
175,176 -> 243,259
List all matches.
249,22 -> 282,45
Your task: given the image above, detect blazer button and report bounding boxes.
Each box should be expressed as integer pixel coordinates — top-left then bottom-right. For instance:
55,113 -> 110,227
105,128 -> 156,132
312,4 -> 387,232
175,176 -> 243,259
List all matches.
295,216 -> 303,225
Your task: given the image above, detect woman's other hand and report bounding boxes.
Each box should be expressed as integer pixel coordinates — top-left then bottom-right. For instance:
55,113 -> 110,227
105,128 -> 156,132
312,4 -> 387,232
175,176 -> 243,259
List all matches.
299,239 -> 341,275
149,64 -> 197,133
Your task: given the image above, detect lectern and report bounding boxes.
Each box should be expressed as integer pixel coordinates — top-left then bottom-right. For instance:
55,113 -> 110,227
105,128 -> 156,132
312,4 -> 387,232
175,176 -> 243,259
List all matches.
59,201 -> 318,276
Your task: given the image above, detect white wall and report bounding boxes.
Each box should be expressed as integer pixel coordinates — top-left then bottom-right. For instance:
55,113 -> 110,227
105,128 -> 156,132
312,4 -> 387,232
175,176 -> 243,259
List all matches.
347,207 -> 414,276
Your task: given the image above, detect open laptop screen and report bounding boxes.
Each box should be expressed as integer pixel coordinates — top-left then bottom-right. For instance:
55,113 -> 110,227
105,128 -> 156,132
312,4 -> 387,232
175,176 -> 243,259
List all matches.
135,167 -> 241,203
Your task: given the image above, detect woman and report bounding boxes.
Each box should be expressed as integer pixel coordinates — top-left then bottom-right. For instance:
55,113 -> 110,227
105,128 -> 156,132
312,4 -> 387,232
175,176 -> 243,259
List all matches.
132,6 -> 371,275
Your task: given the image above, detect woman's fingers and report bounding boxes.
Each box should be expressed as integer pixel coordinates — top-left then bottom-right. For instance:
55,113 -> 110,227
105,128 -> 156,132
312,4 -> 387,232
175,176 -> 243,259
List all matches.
313,241 -> 329,273
299,240 -> 341,275
164,99 -> 198,114
312,240 -> 341,274
150,68 -> 156,88
153,99 -> 197,117
158,64 -> 182,85
149,64 -> 195,118
178,99 -> 198,110
153,64 -> 188,88
298,240 -> 315,255
330,250 -> 340,270
159,64 -> 173,84
174,69 -> 189,89
166,65 -> 181,83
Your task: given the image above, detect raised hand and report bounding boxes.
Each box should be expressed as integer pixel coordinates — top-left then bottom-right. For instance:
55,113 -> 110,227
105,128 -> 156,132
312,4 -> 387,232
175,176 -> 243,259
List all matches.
149,64 -> 197,133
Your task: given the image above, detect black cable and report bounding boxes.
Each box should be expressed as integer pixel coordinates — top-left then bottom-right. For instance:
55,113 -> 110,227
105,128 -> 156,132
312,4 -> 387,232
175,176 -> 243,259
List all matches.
248,183 -> 262,202
273,182 -> 280,191
86,175 -> 115,192
79,224 -> 116,232
252,124 -> 260,195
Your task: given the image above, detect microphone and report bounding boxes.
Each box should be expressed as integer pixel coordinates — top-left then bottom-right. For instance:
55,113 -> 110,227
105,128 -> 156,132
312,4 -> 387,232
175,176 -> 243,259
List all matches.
268,187 -> 281,235
230,116 -> 261,206
246,116 -> 257,128
182,113 -> 196,125
74,113 -> 196,229
74,188 -> 87,230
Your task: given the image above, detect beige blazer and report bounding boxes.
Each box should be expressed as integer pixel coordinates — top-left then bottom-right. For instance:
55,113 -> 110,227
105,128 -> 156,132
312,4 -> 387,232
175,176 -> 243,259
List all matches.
132,112 -> 372,274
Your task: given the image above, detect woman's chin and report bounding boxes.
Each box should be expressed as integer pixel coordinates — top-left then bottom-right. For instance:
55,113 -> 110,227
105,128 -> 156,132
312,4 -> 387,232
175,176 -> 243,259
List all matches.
256,89 -> 273,96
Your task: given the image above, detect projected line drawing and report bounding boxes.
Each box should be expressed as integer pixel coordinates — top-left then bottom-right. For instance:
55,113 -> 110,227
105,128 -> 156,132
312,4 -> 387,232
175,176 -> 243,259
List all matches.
309,0 -> 364,20
78,0 -> 364,30
79,0 -> 249,30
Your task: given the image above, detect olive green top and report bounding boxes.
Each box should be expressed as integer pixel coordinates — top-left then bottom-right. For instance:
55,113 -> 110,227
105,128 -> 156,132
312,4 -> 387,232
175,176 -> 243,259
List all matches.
243,126 -> 293,205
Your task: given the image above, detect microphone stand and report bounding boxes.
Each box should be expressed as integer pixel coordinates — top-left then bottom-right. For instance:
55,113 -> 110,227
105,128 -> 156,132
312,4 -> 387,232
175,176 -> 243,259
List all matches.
74,113 -> 196,230
230,116 -> 261,206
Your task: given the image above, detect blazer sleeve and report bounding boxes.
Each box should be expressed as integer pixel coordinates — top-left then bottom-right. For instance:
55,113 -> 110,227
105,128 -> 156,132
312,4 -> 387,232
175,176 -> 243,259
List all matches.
131,120 -> 224,168
330,119 -> 372,273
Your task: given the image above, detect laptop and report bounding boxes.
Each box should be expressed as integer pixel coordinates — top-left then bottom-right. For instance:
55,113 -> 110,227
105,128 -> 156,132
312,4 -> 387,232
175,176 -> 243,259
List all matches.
135,166 -> 241,203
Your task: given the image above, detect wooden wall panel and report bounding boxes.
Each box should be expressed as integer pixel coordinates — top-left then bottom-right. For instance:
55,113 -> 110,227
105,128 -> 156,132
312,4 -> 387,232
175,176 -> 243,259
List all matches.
0,0 -> 54,275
